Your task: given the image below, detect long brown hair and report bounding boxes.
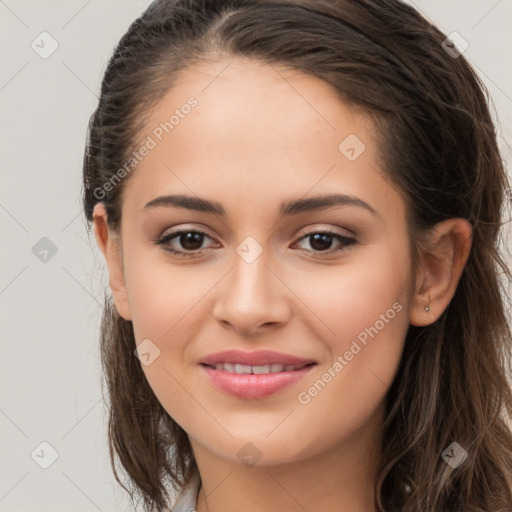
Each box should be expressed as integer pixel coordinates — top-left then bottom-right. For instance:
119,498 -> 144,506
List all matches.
81,1 -> 512,510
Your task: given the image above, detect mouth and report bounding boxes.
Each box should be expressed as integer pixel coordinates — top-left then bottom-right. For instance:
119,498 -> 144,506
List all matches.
199,361 -> 316,374
198,362 -> 318,399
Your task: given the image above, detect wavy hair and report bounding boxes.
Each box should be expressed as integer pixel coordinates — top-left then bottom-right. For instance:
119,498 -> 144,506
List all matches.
81,1 -> 512,510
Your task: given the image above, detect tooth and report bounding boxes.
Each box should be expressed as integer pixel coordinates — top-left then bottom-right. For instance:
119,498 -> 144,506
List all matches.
252,364 -> 271,374
235,364 -> 252,374
213,363 -> 302,374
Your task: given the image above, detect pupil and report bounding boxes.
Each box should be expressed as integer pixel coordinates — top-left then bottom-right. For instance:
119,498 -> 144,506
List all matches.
181,232 -> 203,250
310,233 -> 332,251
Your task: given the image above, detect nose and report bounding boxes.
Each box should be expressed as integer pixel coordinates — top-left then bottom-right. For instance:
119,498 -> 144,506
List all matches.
212,249 -> 292,336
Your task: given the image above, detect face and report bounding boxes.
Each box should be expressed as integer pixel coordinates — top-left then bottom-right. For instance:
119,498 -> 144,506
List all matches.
95,58 -> 416,467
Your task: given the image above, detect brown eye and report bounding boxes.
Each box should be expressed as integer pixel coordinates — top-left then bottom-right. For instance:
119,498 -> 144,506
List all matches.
295,231 -> 356,255
155,229 -> 215,258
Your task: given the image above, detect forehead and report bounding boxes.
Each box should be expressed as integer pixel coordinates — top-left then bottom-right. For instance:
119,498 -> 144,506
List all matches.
121,58 -> 405,225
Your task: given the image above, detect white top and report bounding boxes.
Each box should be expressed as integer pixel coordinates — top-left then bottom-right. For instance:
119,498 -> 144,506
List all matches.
170,471 -> 201,512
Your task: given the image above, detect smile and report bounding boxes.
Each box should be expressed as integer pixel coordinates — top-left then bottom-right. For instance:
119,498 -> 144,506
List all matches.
201,362 -> 314,374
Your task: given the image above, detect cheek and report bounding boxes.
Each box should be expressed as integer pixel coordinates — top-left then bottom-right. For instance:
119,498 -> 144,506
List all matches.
297,244 -> 409,340
124,250 -> 213,414
287,248 -> 409,438
124,245 -> 208,340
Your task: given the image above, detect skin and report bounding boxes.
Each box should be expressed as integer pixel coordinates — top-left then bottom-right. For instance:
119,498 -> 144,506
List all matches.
93,58 -> 472,512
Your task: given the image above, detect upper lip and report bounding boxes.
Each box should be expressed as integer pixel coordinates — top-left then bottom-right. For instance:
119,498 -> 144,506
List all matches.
199,349 -> 317,367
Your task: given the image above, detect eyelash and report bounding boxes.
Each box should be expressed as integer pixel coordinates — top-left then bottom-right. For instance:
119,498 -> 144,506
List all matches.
154,228 -> 357,259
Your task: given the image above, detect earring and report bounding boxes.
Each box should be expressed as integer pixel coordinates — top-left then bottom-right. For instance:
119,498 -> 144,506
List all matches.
425,306 -> 430,312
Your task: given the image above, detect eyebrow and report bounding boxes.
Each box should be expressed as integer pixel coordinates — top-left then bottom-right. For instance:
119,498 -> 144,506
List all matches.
143,193 -> 379,218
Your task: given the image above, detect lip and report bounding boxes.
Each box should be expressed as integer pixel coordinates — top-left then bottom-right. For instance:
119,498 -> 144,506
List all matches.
198,363 -> 317,399
199,349 -> 317,367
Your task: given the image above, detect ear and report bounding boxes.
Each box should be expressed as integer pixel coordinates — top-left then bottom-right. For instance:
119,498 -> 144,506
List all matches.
409,218 -> 472,327
92,203 -> 132,321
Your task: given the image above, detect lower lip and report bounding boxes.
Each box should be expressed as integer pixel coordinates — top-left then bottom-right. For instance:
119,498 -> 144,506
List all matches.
198,363 -> 316,399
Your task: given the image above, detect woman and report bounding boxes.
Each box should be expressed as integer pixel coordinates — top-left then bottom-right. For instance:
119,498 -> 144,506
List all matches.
81,0 -> 512,510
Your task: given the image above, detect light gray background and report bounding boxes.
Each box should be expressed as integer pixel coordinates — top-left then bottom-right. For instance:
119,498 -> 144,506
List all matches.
1,1 -> 511,511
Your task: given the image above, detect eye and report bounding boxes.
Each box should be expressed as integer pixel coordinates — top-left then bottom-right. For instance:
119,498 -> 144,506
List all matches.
293,230 -> 356,256
154,228 -> 217,258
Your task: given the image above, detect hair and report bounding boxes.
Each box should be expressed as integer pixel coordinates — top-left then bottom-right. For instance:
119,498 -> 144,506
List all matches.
81,0 -> 512,510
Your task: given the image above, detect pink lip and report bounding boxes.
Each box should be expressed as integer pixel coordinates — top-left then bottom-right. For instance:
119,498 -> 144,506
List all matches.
198,363 -> 317,399
199,349 -> 316,366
